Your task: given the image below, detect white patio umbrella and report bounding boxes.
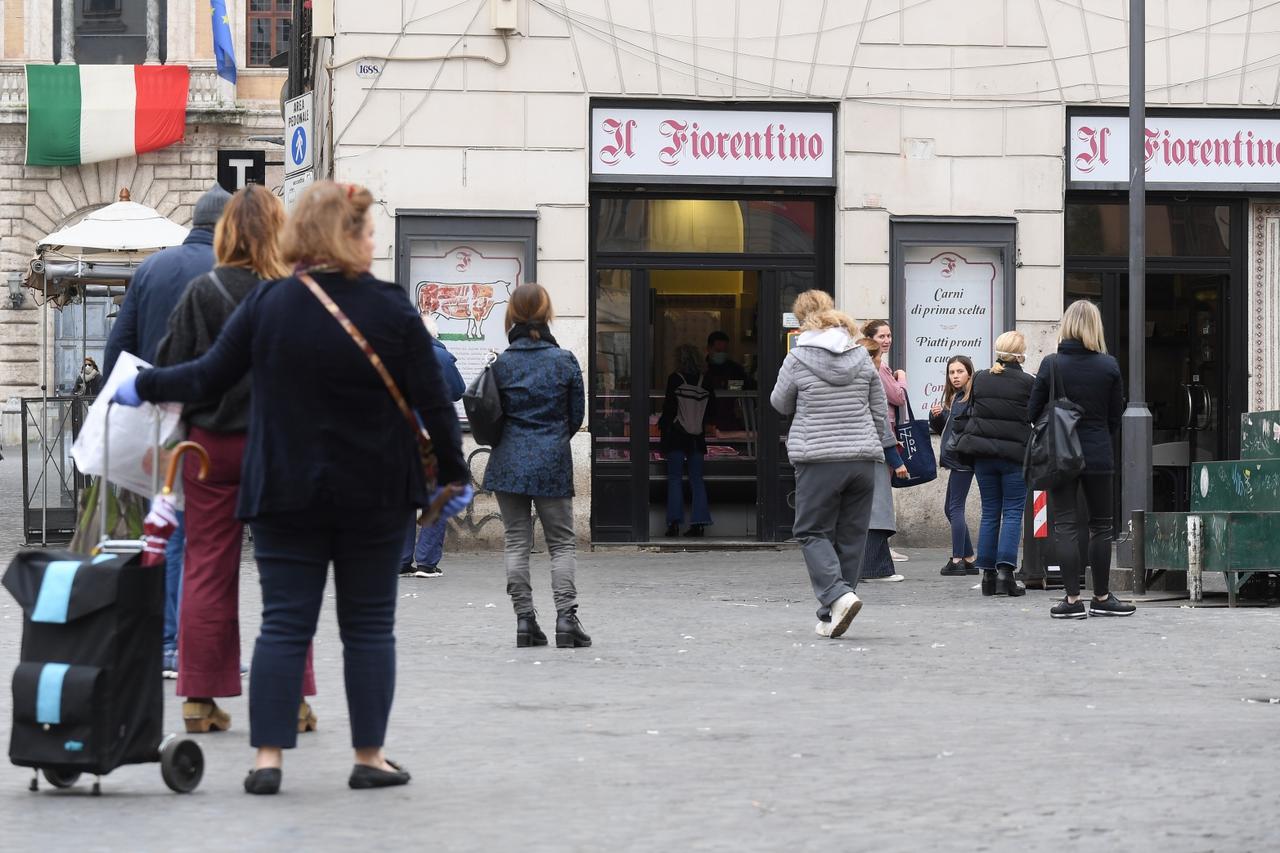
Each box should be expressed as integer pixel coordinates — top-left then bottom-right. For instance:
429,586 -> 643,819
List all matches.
38,189 -> 189,254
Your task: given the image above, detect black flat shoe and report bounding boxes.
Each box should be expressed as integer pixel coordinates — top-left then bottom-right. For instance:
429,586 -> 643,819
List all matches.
939,559 -> 968,577
682,524 -> 705,538
243,767 -> 281,795
664,522 -> 679,537
964,560 -> 979,575
349,760 -> 411,790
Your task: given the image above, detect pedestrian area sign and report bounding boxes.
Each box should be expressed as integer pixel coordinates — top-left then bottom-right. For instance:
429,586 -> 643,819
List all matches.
285,94 -> 312,176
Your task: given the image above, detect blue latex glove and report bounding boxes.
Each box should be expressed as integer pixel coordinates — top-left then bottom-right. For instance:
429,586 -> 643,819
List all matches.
437,483 -> 474,520
111,374 -> 143,407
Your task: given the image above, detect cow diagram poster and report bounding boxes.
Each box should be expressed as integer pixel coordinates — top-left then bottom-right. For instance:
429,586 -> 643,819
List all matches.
408,241 -> 523,420
901,247 -> 1003,410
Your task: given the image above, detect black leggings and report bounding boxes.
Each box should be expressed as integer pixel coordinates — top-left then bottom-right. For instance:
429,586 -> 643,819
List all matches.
1048,474 -> 1113,598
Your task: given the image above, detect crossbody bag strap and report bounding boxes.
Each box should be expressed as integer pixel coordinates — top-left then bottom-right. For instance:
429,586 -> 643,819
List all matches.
206,269 -> 238,311
297,272 -> 419,435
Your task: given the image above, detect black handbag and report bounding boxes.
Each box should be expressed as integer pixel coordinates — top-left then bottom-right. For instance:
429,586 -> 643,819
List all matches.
463,355 -> 505,446
941,398 -> 972,472
1023,356 -> 1086,489
892,392 -> 938,488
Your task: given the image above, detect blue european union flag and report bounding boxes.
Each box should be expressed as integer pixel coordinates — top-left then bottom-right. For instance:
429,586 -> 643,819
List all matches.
211,0 -> 237,84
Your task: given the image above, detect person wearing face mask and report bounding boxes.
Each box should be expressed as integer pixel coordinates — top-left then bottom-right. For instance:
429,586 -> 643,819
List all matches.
73,356 -> 103,396
704,330 -> 749,433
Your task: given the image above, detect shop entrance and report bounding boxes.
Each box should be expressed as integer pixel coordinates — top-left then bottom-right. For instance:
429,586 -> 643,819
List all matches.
1065,198 -> 1247,511
589,195 -> 832,543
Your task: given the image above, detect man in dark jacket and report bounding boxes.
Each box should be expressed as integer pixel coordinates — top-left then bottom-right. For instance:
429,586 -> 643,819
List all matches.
102,184 -> 230,377
101,183 -> 229,678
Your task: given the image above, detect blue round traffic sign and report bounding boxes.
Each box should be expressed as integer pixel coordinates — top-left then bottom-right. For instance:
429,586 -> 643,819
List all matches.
291,127 -> 307,167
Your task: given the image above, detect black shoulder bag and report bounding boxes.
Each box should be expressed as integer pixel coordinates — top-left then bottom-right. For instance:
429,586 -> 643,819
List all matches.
1023,356 -> 1086,489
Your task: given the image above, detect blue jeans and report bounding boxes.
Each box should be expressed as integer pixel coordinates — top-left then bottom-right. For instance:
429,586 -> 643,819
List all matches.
666,450 -> 711,525
163,510 -> 185,654
401,516 -> 448,568
973,458 -> 1026,570
944,469 -> 975,559
249,507 -> 409,749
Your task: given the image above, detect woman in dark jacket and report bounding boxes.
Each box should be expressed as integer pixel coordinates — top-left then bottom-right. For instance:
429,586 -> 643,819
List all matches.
1028,300 -> 1134,619
113,181 -> 471,795
153,185 -> 319,735
954,331 -> 1033,597
659,343 -> 715,538
482,282 -> 589,649
929,355 -> 976,577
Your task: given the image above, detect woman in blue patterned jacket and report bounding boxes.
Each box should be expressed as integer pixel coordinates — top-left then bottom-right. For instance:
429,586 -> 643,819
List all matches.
482,282 -> 589,649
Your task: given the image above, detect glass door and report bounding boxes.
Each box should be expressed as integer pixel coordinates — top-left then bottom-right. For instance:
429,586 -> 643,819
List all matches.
1064,269 -> 1229,511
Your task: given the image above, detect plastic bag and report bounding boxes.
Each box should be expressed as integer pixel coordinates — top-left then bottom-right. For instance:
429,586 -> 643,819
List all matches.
71,352 -> 183,498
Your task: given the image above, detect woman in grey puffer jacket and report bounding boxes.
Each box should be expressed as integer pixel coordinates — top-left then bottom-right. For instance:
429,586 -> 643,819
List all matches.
770,291 -> 905,640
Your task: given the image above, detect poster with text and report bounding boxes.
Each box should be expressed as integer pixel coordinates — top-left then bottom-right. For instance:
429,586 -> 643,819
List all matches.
409,241 -> 524,421
901,246 -> 1003,412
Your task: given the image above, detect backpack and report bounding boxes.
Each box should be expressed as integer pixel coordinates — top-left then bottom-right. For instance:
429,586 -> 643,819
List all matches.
673,374 -> 710,436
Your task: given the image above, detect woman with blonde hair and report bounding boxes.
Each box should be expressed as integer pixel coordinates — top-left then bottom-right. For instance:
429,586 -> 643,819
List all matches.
154,184 -> 323,736
771,291 -> 903,638
1029,300 -> 1133,618
482,282 -> 589,649
113,180 -> 471,794
954,330 -> 1034,597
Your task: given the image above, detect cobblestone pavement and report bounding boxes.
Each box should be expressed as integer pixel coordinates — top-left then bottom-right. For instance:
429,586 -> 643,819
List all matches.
0,451 -> 1277,852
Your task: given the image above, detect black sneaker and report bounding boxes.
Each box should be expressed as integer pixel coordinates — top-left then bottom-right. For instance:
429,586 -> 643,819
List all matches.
418,564 -> 443,578
1050,597 -> 1087,620
940,559 -> 968,577
1088,593 -> 1137,617
964,561 -> 979,575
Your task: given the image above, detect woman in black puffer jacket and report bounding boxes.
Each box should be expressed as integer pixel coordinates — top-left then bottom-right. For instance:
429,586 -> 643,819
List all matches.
954,330 -> 1033,597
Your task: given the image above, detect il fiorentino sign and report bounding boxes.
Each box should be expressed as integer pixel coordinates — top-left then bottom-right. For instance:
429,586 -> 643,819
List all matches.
590,106 -> 835,182
1069,114 -> 1280,187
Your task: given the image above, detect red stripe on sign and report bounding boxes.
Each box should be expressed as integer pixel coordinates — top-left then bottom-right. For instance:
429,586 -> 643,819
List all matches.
1032,490 -> 1048,538
133,65 -> 189,156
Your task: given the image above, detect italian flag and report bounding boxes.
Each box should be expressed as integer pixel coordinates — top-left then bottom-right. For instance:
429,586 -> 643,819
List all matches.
26,65 -> 190,166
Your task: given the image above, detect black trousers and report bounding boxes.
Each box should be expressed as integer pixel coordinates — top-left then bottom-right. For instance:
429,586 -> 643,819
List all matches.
1048,474 -> 1114,598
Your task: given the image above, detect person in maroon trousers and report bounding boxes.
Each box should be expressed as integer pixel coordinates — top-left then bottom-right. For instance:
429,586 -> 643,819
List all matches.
156,185 -> 319,734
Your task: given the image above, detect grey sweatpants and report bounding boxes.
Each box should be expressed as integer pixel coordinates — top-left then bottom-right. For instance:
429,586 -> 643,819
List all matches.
495,491 -> 577,614
792,460 -> 879,620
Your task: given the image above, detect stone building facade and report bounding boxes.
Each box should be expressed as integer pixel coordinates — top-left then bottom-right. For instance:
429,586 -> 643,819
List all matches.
1,0 -> 287,445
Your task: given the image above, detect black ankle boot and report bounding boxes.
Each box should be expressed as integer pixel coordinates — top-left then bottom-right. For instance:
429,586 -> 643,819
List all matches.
516,612 -> 548,648
980,569 -> 997,596
664,522 -> 679,537
995,567 -> 1025,597
555,606 -> 592,648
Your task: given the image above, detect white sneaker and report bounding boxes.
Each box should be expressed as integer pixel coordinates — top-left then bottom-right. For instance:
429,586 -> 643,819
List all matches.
863,574 -> 905,583
828,592 -> 862,638
890,548 -> 909,562
815,620 -> 833,638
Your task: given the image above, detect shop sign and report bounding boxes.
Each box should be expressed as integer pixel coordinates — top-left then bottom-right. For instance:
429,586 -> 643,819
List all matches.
591,106 -> 834,182
901,247 -> 1002,410
1069,114 -> 1280,187
408,242 -> 524,420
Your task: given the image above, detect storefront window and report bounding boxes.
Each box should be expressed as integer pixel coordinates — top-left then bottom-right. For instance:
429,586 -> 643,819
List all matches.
596,198 -> 816,254
1065,203 -> 1231,257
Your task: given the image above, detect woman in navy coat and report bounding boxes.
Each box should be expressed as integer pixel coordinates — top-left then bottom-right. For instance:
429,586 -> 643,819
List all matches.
113,181 -> 471,794
482,282 -> 588,649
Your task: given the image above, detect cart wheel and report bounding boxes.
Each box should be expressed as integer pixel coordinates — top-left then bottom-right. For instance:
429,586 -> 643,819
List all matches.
41,767 -> 81,789
159,738 -> 203,793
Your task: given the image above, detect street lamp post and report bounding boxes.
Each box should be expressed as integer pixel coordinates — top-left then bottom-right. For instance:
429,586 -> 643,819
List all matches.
1121,0 -> 1153,566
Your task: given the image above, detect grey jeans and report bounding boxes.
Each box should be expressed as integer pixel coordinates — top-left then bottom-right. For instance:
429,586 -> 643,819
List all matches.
792,460 -> 878,620
495,491 -> 577,614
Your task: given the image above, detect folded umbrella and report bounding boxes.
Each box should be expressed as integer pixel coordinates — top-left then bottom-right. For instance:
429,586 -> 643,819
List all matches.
140,441 -> 210,567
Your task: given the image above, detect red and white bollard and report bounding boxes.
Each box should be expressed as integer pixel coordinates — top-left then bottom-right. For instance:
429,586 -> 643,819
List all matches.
1032,490 -> 1048,538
